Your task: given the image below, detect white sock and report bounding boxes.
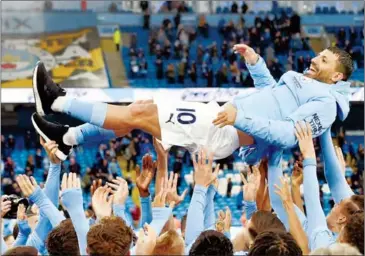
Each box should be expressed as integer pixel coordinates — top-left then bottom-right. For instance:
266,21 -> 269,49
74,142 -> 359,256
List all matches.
63,127 -> 78,146
51,96 -> 68,113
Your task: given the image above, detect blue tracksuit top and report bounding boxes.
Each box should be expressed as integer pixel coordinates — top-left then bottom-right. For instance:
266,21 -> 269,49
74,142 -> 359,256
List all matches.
232,56 -> 351,150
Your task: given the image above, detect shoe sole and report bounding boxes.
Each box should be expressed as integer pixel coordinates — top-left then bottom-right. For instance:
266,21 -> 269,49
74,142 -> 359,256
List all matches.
33,62 -> 45,116
31,115 -> 68,161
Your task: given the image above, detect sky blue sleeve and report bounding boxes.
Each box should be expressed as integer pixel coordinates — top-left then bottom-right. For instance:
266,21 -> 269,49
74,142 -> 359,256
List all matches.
243,201 -> 257,220
26,224 -> 46,253
12,220 -> 31,246
185,185 -> 208,246
267,149 -> 290,229
43,163 -> 61,207
1,233 -> 8,254
302,159 -> 327,233
28,187 -> 65,227
150,207 -> 173,236
113,204 -> 132,228
204,185 -> 217,230
234,100 -> 336,149
320,129 -> 354,204
245,56 -> 277,89
61,188 -> 89,255
302,158 -> 335,250
26,163 -> 62,251
140,196 -> 152,226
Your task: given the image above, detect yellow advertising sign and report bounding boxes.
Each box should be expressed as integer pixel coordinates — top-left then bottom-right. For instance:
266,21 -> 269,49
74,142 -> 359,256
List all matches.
2,28 -> 108,88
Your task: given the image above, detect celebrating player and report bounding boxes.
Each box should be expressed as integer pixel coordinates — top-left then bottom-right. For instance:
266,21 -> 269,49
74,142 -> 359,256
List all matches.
30,44 -> 353,162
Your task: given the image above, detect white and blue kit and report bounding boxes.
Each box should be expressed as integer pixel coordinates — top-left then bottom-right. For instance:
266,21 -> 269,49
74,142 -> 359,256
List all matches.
156,56 -> 351,164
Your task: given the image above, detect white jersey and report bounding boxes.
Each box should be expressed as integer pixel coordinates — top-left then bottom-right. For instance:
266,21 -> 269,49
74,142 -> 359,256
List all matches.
155,100 -> 240,160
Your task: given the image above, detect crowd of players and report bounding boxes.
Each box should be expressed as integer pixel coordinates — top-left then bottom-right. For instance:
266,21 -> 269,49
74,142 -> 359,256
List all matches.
1,119 -> 364,255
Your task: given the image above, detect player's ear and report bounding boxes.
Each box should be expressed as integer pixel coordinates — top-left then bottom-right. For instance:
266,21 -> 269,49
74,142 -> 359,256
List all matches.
331,71 -> 344,83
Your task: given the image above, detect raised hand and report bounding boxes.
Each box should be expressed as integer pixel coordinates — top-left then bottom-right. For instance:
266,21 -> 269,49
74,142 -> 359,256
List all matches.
212,103 -> 237,128
152,177 -> 175,208
40,137 -> 61,164
107,177 -> 129,205
61,173 -> 81,191
250,165 -> 261,189
16,175 -> 38,198
166,171 -> 188,206
92,186 -> 114,219
136,154 -> 156,197
240,167 -> 259,202
258,158 -> 268,181
216,207 -> 232,233
153,138 -> 169,159
17,203 -> 27,221
1,196 -> 11,218
192,148 -> 219,188
90,179 -> 103,196
135,224 -> 157,255
295,122 -> 315,159
274,177 -> 294,210
232,44 -> 259,65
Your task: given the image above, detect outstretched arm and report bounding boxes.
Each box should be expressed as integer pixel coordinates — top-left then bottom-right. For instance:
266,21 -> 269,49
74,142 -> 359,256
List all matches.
13,204 -> 31,247
186,149 -> 217,247
26,140 -> 62,252
135,154 -> 156,226
150,178 -> 175,236
274,177 -> 309,255
204,184 -> 217,229
232,44 -> 276,89
267,149 -> 288,228
291,161 -> 305,213
296,122 -> 335,250
61,173 -> 89,256
320,129 -> 354,204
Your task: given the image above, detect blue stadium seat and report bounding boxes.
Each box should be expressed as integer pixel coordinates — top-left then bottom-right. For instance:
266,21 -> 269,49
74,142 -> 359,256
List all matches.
315,7 -> 322,14
216,6 -> 222,13
329,6 -> 338,14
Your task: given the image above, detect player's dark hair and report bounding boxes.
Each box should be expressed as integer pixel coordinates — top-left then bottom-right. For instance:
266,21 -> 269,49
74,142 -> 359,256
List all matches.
343,195 -> 364,217
3,246 -> 38,256
87,216 -> 133,256
326,46 -> 354,81
189,230 -> 234,256
248,211 -> 286,239
248,229 -> 302,256
46,219 -> 79,256
343,210 -> 364,254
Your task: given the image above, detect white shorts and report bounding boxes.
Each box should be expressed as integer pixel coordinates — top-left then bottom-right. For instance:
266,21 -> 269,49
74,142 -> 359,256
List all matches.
155,100 -> 239,159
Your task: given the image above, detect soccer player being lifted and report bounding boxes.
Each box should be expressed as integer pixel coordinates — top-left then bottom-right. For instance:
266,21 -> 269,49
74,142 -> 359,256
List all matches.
31,44 -> 353,165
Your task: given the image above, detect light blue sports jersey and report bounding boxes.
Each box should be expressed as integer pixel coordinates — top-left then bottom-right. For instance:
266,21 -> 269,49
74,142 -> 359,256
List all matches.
232,56 -> 351,163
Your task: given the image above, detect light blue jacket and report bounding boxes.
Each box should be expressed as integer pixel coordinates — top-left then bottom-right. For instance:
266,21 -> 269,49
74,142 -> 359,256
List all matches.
233,56 -> 351,159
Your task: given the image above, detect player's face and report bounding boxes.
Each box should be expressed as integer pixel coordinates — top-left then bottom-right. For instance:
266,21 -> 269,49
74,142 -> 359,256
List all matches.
304,50 -> 344,84
326,200 -> 347,233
